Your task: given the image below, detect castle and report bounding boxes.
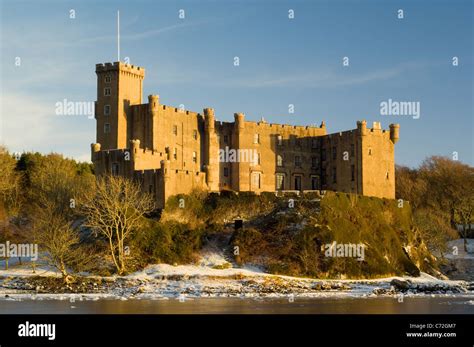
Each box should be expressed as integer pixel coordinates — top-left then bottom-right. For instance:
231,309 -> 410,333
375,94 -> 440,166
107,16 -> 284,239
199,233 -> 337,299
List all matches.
91,62 -> 400,208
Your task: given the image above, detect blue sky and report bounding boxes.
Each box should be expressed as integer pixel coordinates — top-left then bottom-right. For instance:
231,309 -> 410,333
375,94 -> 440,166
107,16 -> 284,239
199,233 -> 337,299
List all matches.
0,0 -> 472,167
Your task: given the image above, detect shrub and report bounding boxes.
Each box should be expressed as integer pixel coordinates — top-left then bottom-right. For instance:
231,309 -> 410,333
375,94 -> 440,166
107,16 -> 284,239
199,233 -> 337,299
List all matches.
132,220 -> 204,265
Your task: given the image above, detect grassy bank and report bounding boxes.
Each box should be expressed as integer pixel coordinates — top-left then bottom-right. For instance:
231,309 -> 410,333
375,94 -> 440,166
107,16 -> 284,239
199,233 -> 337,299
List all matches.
160,190 -> 437,279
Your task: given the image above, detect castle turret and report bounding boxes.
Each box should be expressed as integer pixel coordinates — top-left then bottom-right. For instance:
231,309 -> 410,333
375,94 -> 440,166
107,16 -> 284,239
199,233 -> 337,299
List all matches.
204,108 -> 215,129
90,143 -> 101,162
130,139 -> 140,160
204,108 -> 218,191
357,120 -> 368,136
91,142 -> 101,153
161,159 -> 170,180
234,112 -> 245,130
159,160 -> 171,209
389,123 -> 400,144
232,113 -> 246,191
148,94 -> 159,110
148,95 -> 159,149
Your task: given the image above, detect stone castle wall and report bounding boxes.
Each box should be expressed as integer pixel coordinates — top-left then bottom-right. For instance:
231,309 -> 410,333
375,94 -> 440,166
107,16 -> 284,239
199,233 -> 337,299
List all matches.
92,62 -> 399,208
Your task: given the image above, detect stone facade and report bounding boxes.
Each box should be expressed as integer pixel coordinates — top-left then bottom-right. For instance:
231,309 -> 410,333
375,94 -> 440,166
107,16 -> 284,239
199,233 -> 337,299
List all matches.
91,62 -> 400,208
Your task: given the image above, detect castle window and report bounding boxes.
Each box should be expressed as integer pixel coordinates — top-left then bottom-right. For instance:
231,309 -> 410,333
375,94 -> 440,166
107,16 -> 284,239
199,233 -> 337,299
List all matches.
277,135 -> 282,146
173,148 -> 177,160
368,148 -> 372,156
193,130 -> 198,140
311,156 -> 318,168
351,165 -> 355,181
332,146 -> 337,160
224,135 -> 229,144
173,125 -> 178,136
111,163 -> 119,176
386,171 -> 389,180
224,167 -> 229,177
350,144 -> 355,157
294,176 -> 302,191
104,87 -> 111,96
257,153 -> 261,165
252,172 -> 261,189
332,167 -> 337,183
254,133 -> 260,144
104,123 -> 111,133
277,155 -> 283,167
311,138 -> 318,149
104,105 -> 111,116
192,151 -> 197,163
105,75 -> 111,83
295,155 -> 302,167
276,174 -> 284,190
296,138 -> 301,147
311,176 -> 319,190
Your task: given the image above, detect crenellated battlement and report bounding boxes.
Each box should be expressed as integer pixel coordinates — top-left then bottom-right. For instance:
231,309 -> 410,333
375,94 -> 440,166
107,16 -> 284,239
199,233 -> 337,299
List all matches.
96,62 -> 145,77
355,120 -> 399,143
236,118 -> 327,137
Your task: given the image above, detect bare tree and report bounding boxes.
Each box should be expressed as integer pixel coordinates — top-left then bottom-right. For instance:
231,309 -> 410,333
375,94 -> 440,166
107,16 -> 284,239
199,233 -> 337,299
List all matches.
419,156 -> 474,229
28,153 -> 95,280
398,157 -> 474,254
395,165 -> 427,209
83,175 -> 155,275
33,203 -> 89,283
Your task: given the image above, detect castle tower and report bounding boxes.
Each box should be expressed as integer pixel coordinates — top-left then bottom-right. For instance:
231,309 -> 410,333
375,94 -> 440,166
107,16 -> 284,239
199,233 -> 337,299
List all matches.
204,108 -> 219,191
357,120 -> 368,136
95,62 -> 145,150
389,123 -> 400,144
148,94 -> 160,150
356,120 -> 398,199
232,112 -> 246,191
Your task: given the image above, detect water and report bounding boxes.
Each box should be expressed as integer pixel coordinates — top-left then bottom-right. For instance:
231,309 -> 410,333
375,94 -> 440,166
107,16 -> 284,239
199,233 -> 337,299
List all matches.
1,296 -> 473,314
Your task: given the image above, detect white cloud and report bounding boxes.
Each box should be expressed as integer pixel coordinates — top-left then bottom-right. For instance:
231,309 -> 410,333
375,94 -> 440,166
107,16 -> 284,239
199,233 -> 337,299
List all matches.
76,20 -> 208,45
223,65 -> 412,89
0,92 -> 93,161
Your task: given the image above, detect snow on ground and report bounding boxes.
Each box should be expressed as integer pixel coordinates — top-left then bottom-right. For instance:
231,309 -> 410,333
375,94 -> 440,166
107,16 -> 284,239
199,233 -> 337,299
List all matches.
1,240 -> 473,301
0,259 -> 59,278
197,239 -> 230,267
126,263 -> 266,280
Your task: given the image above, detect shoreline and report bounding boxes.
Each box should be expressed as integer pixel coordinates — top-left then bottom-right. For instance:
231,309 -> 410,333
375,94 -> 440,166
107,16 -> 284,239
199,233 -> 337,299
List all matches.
1,263 -> 472,301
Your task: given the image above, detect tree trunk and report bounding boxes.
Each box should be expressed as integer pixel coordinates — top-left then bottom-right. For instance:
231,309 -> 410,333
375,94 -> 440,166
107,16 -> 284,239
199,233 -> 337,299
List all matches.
463,225 -> 468,252
118,238 -> 126,276
60,260 -> 68,278
108,238 -> 120,274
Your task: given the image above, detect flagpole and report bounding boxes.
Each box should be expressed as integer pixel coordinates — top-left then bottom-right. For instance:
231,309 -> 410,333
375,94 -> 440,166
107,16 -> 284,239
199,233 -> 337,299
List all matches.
117,10 -> 120,62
